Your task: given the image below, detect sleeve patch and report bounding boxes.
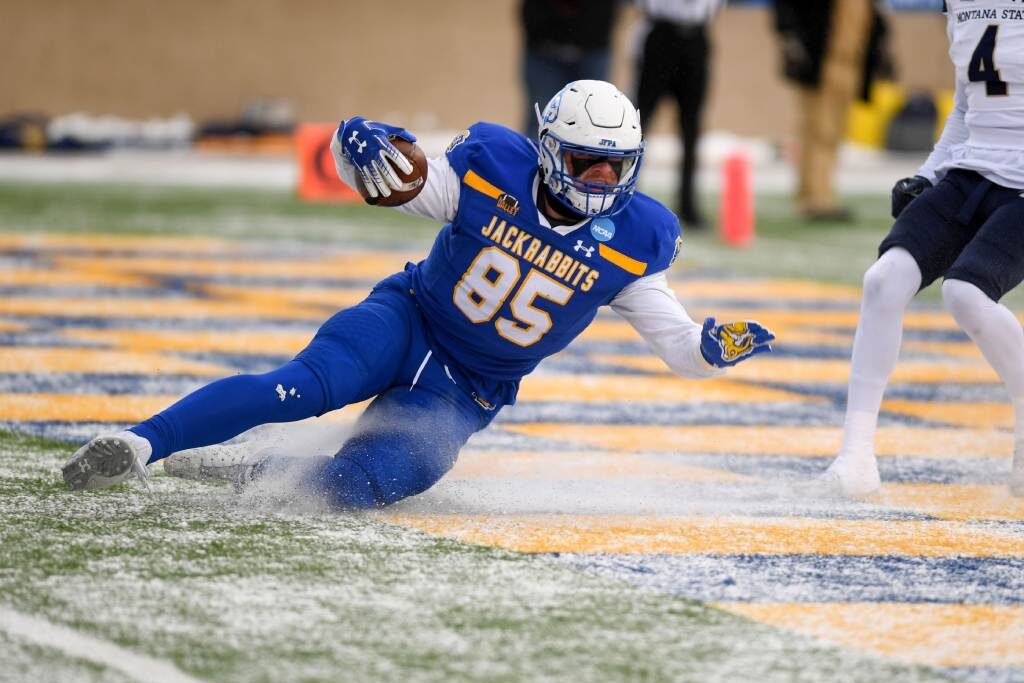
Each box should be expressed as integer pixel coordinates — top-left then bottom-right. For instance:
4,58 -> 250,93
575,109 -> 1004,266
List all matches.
446,129 -> 471,154
670,236 -> 683,266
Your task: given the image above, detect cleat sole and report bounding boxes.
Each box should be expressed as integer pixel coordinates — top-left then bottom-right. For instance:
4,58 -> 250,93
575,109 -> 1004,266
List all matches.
62,438 -> 135,491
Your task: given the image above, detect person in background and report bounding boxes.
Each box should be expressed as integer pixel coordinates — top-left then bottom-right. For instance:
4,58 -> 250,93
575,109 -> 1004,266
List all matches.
774,0 -> 890,222
634,0 -> 724,231
520,0 -> 619,135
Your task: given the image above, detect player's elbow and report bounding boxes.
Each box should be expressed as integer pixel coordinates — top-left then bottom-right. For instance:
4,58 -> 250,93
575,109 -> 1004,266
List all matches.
665,356 -> 724,380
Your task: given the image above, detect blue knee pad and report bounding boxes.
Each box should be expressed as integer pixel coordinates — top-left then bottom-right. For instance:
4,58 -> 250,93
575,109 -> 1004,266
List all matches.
306,386 -> 477,509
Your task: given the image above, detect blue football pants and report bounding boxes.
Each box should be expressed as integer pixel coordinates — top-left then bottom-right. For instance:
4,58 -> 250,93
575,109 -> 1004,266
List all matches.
132,271 -> 505,508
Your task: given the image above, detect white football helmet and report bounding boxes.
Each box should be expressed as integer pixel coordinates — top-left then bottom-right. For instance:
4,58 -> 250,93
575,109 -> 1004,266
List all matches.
536,80 -> 644,217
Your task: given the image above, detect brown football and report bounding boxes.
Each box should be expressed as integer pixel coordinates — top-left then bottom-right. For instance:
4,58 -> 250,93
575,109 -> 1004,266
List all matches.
354,138 -> 428,206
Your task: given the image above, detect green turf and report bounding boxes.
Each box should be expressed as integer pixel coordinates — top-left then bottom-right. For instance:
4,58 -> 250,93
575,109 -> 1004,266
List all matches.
0,181 -> 439,245
0,181 -> 886,278
0,430 -> 950,682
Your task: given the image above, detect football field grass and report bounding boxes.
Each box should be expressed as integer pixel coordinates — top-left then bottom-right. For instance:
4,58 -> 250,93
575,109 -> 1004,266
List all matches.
1,182 -> 1022,682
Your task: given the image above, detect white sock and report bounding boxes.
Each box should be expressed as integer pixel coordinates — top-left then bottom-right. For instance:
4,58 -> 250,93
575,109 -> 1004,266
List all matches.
839,411 -> 878,459
1015,399 -> 1024,454
115,430 -> 153,466
840,248 -> 922,453
942,279 -> 1024,451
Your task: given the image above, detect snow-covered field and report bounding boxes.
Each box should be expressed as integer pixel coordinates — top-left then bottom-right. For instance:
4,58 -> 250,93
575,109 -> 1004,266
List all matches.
1,229 -> 1022,682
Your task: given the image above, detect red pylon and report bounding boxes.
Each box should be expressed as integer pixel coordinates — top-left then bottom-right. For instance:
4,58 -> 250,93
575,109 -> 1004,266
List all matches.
720,150 -> 754,247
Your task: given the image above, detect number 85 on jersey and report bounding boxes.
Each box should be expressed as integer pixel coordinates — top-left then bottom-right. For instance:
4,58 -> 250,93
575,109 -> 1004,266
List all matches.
454,246 -> 573,347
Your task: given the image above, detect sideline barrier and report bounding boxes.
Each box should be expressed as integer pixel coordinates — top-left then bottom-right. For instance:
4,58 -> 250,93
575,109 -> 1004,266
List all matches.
295,123 -> 361,203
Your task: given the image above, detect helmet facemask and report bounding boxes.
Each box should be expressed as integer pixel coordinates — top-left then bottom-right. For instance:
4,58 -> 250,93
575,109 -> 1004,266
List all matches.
536,80 -> 644,218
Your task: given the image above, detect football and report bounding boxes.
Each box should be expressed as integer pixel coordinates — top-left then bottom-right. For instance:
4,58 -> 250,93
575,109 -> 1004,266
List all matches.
355,138 -> 428,206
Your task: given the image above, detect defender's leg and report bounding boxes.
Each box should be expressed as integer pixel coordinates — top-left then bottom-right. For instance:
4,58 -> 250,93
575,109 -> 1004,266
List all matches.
941,196 -> 1024,495
815,173 -> 980,497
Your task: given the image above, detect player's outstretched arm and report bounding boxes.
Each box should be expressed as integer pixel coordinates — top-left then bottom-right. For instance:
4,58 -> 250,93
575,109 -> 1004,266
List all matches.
699,317 -> 775,368
610,273 -> 775,378
335,116 -> 416,199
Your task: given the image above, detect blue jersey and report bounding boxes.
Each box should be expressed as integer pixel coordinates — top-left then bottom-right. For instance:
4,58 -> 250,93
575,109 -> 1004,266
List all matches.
410,122 -> 681,381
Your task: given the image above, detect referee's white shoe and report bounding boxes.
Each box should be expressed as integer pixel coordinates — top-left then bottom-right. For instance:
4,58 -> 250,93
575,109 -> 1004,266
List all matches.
62,431 -> 153,491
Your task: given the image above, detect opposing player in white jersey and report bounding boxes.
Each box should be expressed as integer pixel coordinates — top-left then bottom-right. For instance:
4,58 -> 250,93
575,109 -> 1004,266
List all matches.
816,0 -> 1024,497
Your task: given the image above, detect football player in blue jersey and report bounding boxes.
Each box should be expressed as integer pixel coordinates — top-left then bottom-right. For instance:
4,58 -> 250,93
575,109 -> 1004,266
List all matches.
63,80 -> 775,508
810,2 -> 1024,498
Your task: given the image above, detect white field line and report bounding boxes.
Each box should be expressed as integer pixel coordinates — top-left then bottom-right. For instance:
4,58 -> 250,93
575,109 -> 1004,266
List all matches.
0,606 -> 204,683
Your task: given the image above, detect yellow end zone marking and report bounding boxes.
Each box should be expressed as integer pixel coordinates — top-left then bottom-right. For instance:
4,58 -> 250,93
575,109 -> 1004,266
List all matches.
65,329 -> 313,355
0,394 -> 179,421
670,279 -> 863,303
448,449 -> 749,482
198,283 -> 366,310
0,394 -> 368,423
593,354 -> 1001,384
715,602 -> 1024,667
0,297 -> 330,320
52,252 -> 416,280
518,374 -> 814,403
0,233 -> 235,253
500,423 -> 1013,458
384,514 -> 1024,556
0,266 -> 153,288
0,348 -> 231,375
902,339 -> 984,358
882,400 -> 1013,429
579,316 -> 965,347
697,308 -> 961,332
878,483 -> 1024,521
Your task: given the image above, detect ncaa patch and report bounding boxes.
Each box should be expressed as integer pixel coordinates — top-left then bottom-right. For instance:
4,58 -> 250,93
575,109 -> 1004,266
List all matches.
590,217 -> 615,242
446,129 -> 470,154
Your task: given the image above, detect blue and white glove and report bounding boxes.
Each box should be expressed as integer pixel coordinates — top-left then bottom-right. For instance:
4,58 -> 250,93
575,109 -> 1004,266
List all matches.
337,116 -> 417,199
699,316 -> 775,368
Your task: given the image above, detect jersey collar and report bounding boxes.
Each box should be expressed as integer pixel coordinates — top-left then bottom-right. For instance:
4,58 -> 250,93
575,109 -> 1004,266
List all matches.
533,172 -> 590,236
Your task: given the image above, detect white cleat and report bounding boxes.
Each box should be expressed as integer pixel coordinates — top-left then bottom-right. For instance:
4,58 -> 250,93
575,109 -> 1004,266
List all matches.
62,431 -> 153,491
1011,445 -> 1024,498
164,443 -> 273,491
164,444 -> 251,483
800,452 -> 881,499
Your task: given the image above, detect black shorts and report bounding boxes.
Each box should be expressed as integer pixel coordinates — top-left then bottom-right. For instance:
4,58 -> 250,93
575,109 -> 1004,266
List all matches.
879,169 -> 1024,301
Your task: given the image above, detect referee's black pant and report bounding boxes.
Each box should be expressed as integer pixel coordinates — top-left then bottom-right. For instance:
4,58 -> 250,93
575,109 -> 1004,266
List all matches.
636,20 -> 710,228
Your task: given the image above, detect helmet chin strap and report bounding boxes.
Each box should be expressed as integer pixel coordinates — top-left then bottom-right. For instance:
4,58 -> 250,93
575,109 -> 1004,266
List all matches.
538,183 -> 584,226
